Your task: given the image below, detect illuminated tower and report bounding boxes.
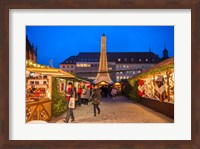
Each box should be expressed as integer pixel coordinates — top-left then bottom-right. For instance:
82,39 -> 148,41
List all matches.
93,34 -> 113,84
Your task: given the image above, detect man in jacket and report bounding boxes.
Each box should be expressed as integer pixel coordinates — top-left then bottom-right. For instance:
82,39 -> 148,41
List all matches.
64,82 -> 75,123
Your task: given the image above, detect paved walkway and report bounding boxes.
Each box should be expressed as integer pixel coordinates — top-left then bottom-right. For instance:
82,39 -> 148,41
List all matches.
50,96 -> 173,123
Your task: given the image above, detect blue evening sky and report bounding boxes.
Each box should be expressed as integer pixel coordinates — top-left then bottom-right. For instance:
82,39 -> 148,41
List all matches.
26,26 -> 174,68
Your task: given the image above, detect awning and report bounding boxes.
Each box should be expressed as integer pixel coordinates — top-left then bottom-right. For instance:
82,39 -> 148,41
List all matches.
26,67 -> 75,78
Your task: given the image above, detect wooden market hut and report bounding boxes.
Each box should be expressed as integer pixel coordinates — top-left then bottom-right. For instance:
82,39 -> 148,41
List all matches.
128,57 -> 174,118
26,64 -> 75,123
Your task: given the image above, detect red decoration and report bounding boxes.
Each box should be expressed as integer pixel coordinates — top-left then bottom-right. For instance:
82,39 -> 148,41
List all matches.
138,80 -> 144,86
138,90 -> 145,97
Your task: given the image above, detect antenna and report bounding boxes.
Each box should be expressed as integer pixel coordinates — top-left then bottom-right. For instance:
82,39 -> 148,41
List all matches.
49,59 -> 54,68
149,43 -> 151,52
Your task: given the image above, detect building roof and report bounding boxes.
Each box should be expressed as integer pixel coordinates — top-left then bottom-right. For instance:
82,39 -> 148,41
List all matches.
74,52 -> 161,63
60,56 -> 77,64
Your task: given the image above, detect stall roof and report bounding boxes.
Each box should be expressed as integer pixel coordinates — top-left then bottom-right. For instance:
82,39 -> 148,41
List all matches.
26,67 -> 75,78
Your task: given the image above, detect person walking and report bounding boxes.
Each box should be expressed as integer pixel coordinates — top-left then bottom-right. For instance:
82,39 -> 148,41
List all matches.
64,82 -> 75,123
92,86 -> 101,117
77,86 -> 82,107
111,86 -> 117,100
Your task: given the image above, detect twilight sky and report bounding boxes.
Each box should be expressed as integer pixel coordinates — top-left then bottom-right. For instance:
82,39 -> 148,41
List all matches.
26,26 -> 174,68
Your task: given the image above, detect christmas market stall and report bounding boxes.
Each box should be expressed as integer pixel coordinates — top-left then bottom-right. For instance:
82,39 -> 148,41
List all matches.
26,63 -> 75,123
128,57 -> 174,118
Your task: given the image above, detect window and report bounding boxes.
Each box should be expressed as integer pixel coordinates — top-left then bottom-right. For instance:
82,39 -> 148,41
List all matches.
76,63 -> 91,67
152,59 -> 155,62
67,66 -> 69,68
123,65 -> 126,68
131,58 -> 134,62
133,71 -> 135,74
146,59 -> 148,62
109,67 -> 112,70
118,58 -> 121,62
62,66 -> 65,68
71,65 -> 73,68
124,58 -> 127,62
139,59 -> 141,62
116,72 -> 119,74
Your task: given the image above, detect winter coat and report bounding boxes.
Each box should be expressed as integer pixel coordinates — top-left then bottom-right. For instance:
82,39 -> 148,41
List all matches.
92,88 -> 101,105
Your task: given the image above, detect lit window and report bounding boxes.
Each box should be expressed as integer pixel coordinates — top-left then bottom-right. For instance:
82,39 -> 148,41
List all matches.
133,71 -> 135,74
123,65 -> 126,68
146,59 -> 148,62
124,58 -> 127,62
116,72 -> 119,74
109,67 -> 112,70
118,58 -> 121,62
120,76 -> 123,79
139,59 -> 141,62
123,76 -> 126,79
138,70 -> 141,73
127,65 -> 129,68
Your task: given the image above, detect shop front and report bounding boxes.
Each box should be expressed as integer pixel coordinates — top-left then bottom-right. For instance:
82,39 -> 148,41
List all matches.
129,57 -> 174,118
26,67 -> 75,123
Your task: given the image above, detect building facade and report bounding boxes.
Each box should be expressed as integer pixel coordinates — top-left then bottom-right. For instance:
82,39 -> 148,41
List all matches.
26,36 -> 38,63
60,50 -> 168,82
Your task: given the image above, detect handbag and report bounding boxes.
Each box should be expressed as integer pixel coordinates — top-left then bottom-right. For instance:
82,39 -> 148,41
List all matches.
68,97 -> 75,109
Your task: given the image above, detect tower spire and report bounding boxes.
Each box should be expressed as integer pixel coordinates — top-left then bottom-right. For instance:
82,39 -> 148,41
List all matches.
93,34 -> 113,84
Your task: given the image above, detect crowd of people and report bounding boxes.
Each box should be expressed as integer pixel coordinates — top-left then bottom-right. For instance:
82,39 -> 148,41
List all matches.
63,82 -> 119,123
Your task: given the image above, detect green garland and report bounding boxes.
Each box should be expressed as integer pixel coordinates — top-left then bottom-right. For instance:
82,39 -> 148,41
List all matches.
129,63 -> 174,86
51,78 -> 67,117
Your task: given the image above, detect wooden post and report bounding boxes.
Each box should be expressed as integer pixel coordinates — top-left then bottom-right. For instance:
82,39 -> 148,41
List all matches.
166,70 -> 171,102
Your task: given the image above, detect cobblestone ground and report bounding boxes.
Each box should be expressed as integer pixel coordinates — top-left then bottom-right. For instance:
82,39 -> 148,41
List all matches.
50,96 -> 173,123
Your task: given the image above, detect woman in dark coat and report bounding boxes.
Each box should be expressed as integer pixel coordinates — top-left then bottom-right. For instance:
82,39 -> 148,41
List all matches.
92,86 -> 101,117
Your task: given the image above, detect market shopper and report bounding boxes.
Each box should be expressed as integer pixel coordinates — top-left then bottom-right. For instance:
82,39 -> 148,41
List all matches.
111,86 -> 117,100
92,86 -> 101,117
77,86 -> 82,106
64,82 -> 75,123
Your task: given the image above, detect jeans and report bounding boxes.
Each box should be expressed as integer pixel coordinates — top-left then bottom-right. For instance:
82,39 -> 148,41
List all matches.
77,94 -> 81,106
93,104 -> 100,115
65,100 -> 75,122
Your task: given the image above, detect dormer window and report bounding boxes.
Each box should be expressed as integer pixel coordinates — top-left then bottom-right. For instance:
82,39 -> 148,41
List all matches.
131,58 -> 134,62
